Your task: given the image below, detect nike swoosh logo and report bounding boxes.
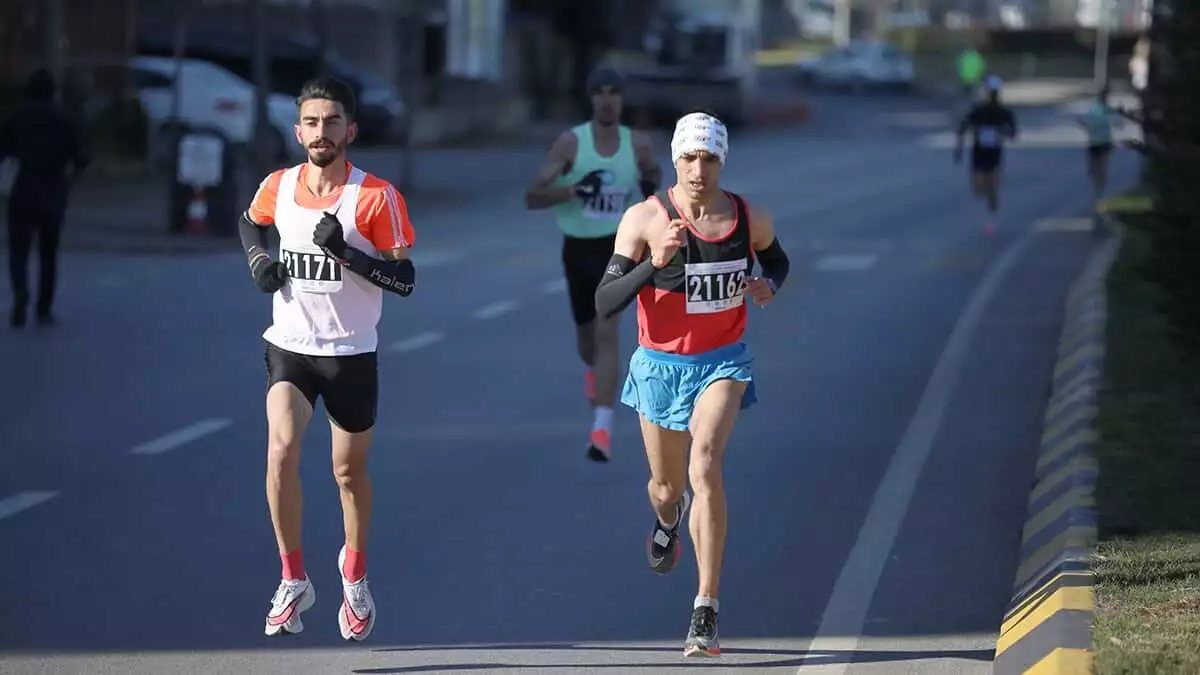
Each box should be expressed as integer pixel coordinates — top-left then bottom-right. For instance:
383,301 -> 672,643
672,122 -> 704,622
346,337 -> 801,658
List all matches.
267,588 -> 308,626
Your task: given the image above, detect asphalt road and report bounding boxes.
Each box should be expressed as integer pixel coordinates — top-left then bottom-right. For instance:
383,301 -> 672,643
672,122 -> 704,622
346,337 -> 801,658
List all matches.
0,92 -> 1139,674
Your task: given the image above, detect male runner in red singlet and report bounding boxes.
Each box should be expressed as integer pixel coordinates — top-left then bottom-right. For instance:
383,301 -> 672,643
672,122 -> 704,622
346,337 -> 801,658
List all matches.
594,111 -> 791,657
237,77 -> 417,642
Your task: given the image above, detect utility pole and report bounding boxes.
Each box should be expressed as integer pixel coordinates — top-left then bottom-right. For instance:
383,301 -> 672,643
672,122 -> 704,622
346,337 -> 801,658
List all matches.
396,0 -> 424,191
250,0 -> 272,177
169,0 -> 195,134
312,0 -> 331,78
1094,0 -> 1112,88
38,0 -> 65,99
834,0 -> 852,46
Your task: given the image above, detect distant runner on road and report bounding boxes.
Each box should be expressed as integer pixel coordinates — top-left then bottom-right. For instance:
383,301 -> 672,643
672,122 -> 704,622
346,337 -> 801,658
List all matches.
524,66 -> 662,463
595,111 -> 791,658
955,75 -> 1017,236
1077,86 -> 1122,209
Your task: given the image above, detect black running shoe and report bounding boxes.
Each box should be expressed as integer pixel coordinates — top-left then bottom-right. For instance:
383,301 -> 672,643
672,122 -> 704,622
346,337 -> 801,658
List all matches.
646,491 -> 691,574
684,605 -> 720,657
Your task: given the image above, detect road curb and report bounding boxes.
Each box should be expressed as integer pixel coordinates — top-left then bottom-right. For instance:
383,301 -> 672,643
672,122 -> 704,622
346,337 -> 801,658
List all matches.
992,215 -> 1125,675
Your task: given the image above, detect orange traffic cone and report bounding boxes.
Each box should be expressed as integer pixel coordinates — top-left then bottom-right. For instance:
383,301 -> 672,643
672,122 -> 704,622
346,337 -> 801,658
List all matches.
186,187 -> 209,236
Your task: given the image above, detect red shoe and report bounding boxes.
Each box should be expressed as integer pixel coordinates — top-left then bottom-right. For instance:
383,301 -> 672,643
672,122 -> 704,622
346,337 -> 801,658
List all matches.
586,428 -> 610,462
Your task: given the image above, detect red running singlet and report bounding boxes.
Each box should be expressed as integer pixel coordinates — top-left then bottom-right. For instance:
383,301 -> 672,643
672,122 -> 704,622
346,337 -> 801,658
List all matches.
636,188 -> 755,355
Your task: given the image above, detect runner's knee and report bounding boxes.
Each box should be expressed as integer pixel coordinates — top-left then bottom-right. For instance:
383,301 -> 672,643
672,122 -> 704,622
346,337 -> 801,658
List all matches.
267,432 -> 301,472
332,457 -> 367,489
648,476 -> 686,507
265,387 -> 307,471
331,427 -> 372,488
688,440 -> 725,494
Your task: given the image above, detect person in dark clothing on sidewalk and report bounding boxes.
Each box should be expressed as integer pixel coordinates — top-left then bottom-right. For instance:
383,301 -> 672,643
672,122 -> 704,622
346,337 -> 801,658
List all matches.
0,68 -> 89,327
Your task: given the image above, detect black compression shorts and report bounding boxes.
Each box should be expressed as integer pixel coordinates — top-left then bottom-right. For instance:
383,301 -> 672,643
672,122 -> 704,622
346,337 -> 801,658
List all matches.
561,234 -> 617,326
264,342 -> 378,433
971,148 -> 1003,173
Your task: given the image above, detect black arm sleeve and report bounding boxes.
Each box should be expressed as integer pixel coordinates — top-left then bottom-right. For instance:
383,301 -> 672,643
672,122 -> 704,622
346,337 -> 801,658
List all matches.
238,211 -> 272,271
755,237 -> 790,291
595,254 -> 656,319
342,248 -> 415,297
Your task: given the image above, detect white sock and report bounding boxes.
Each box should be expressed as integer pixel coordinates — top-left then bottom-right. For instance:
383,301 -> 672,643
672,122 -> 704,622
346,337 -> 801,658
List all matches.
659,500 -> 681,529
592,406 -> 613,433
694,595 -> 719,613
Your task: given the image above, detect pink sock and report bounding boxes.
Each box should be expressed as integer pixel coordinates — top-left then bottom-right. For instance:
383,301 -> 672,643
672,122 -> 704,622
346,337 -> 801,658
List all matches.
342,547 -> 366,582
281,548 -> 306,581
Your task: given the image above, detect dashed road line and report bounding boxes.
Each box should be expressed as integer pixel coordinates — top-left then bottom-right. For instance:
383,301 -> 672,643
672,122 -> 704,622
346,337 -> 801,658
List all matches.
129,418 -> 233,456
409,249 -> 466,268
389,331 -> 444,353
1035,217 -> 1095,232
473,299 -> 520,320
0,491 -> 59,522
814,254 -> 880,272
541,278 -> 567,295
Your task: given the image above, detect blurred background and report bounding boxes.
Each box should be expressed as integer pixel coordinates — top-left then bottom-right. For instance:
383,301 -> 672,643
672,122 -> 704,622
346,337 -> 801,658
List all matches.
0,0 -> 1148,185
7,3 -> 1199,673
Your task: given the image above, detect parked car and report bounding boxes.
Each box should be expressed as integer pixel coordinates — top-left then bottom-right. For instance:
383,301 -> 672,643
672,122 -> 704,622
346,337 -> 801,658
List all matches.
130,56 -> 307,167
794,41 -> 914,92
135,27 -> 405,145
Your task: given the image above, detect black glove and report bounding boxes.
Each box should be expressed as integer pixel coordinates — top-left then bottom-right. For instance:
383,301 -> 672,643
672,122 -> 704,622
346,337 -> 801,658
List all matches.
573,170 -> 606,200
251,256 -> 288,293
313,212 -> 348,258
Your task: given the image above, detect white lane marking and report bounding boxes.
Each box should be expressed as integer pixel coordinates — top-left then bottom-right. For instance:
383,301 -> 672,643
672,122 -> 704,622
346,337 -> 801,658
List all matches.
473,300 -> 520,320
1035,217 -> 1095,232
409,249 -> 465,268
389,331 -> 444,353
814,254 -> 880,272
798,229 -> 1040,673
0,491 -> 59,522
129,418 -> 233,456
541,278 -> 567,294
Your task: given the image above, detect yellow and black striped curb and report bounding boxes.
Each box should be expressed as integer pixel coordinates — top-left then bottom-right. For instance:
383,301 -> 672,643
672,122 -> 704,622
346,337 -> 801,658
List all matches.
992,218 -> 1125,675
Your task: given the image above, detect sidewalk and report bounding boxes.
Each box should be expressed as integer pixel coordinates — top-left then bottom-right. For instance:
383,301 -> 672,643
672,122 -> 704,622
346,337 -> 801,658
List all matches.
1,90 -> 814,257
0,133 -> 554,256
919,77 -> 1120,109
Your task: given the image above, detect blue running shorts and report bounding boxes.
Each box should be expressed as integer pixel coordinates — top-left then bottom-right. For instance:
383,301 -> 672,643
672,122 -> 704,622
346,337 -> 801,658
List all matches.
620,341 -> 757,432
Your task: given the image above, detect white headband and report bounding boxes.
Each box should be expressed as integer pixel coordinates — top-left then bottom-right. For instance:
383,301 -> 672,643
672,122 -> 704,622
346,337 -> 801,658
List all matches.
671,112 -> 728,165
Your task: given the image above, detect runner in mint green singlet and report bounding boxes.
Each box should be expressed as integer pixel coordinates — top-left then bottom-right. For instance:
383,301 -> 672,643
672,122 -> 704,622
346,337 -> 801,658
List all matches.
1076,86 -> 1122,207
523,66 -> 662,464
551,122 -> 639,239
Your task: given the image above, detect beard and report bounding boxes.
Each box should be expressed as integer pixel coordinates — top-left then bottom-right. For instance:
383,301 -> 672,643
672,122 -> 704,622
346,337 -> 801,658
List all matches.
594,109 -> 619,127
307,139 -> 344,168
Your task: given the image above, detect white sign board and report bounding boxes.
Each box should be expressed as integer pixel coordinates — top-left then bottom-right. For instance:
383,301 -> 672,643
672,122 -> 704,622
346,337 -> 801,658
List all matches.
177,134 -> 224,188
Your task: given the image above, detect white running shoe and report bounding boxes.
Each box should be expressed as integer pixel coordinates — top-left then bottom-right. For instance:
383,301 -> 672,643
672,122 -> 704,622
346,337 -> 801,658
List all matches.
337,546 -> 376,641
264,577 -> 315,636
